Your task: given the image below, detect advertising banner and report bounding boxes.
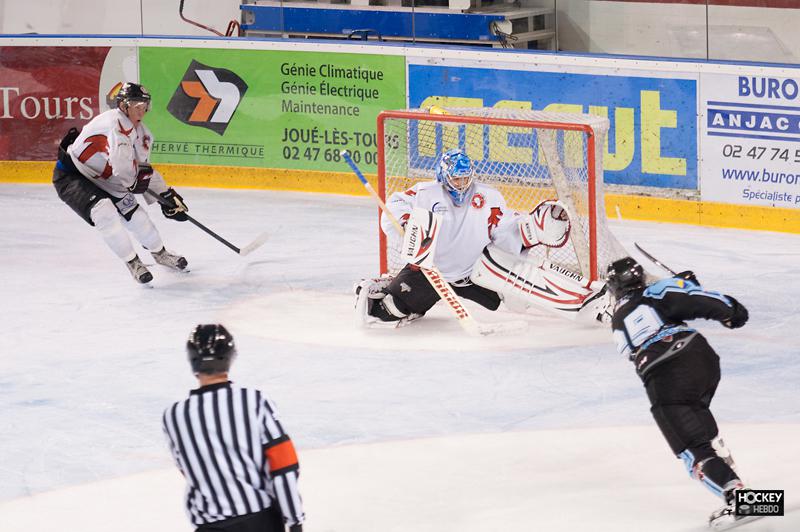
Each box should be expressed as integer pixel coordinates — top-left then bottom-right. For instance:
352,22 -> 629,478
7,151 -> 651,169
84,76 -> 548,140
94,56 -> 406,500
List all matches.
0,46 -> 133,161
408,64 -> 697,189
701,73 -> 800,209
140,48 -> 406,173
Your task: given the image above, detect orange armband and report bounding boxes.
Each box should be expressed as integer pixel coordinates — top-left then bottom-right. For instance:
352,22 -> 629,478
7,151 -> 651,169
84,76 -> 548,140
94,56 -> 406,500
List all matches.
265,437 -> 299,475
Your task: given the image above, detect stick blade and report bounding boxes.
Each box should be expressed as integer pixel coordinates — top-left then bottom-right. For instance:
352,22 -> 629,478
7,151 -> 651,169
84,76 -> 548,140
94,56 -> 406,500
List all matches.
238,232 -> 269,256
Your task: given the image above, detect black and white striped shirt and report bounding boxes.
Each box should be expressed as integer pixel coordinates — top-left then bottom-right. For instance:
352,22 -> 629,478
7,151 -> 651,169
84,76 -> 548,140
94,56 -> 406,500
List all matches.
162,382 -> 304,527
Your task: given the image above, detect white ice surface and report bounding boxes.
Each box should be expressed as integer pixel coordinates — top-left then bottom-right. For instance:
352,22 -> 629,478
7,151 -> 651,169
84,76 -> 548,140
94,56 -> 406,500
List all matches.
0,184 -> 798,531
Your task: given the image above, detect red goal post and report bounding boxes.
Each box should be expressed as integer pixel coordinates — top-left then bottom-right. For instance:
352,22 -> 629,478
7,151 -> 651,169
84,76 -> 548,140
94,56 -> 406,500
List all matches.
376,108 -> 625,283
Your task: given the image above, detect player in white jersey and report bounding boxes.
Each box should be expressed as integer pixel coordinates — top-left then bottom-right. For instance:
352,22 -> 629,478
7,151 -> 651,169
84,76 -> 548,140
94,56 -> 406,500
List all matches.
53,82 -> 189,284
355,148 -> 609,328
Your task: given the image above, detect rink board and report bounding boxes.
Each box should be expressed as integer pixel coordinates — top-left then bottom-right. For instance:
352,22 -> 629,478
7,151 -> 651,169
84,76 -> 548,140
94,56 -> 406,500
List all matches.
1,35 -> 799,233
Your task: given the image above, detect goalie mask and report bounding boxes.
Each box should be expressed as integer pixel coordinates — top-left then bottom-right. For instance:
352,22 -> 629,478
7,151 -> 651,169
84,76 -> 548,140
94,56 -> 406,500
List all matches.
187,324 -> 237,375
606,257 -> 645,298
436,149 -> 475,206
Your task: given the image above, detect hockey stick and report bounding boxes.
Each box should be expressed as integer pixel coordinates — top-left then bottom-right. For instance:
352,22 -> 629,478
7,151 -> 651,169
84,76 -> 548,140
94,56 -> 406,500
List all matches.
145,190 -> 268,256
342,150 -> 526,337
633,243 -> 677,275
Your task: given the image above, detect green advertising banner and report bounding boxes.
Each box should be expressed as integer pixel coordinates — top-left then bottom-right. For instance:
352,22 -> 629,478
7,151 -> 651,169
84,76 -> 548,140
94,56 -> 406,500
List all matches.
140,47 -> 406,172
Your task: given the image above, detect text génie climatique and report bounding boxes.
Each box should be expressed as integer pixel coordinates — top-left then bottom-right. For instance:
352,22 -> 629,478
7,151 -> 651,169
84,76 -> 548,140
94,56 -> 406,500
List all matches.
280,62 -> 384,116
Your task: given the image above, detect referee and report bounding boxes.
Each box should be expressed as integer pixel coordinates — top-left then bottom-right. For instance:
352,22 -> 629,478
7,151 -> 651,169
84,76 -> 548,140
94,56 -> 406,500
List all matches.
162,324 -> 305,532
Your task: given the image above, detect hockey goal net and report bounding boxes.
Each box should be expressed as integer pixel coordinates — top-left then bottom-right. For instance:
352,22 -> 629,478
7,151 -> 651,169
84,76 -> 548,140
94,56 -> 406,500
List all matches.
377,107 -> 627,282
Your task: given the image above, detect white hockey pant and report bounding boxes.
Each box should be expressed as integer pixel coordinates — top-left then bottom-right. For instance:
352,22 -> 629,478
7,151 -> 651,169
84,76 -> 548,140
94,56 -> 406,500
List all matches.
90,199 -> 136,262
123,205 -> 164,252
470,245 -> 605,321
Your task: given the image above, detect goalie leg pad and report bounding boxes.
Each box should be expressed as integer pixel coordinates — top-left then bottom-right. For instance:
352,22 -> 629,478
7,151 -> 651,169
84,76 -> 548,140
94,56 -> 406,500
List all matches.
470,245 -> 605,321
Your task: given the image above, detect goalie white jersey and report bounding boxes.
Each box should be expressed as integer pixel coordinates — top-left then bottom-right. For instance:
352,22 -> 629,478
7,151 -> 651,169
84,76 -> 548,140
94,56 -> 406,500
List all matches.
382,181 -> 524,282
67,108 -> 167,198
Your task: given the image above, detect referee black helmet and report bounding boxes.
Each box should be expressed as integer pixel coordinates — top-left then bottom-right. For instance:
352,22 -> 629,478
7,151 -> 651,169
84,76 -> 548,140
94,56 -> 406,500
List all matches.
187,324 -> 237,374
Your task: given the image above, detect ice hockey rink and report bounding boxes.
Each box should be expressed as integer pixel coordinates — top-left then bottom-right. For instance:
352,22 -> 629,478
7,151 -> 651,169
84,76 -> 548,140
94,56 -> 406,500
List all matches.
0,183 -> 798,532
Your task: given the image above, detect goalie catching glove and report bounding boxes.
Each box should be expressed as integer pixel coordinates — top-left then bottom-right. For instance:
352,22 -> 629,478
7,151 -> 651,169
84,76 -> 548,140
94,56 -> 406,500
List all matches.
160,188 -> 189,222
519,199 -> 571,248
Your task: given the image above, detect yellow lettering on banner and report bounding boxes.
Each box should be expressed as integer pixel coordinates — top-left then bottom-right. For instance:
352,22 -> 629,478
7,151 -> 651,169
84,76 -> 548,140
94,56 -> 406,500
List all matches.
543,103 -> 584,168
589,105 -> 635,172
489,100 -> 533,164
417,96 -> 483,158
640,91 -> 686,176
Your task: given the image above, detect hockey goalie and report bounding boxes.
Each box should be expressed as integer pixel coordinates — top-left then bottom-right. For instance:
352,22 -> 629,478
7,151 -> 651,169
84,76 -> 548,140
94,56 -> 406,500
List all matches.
354,148 -> 610,328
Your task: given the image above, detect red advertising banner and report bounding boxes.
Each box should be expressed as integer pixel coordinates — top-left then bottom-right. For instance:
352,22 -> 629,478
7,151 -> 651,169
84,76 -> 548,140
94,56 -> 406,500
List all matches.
0,47 -> 110,161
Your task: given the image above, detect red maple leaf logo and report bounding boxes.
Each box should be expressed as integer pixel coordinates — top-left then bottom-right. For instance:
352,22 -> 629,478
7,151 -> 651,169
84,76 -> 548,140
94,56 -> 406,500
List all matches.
487,207 -> 503,237
77,134 -> 112,179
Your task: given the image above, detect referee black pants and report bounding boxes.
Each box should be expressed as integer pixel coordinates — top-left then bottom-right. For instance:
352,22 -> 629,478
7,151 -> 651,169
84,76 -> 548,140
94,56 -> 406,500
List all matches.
195,506 -> 285,532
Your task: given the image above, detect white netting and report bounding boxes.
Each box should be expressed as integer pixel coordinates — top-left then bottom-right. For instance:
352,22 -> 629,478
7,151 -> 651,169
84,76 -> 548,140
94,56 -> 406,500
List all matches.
378,107 -> 627,282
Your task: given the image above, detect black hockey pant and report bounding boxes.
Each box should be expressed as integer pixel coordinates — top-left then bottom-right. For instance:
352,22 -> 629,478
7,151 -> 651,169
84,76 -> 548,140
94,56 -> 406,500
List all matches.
386,264 -> 501,316
195,506 -> 285,532
644,334 -> 739,491
52,163 -> 113,226
53,161 -> 139,225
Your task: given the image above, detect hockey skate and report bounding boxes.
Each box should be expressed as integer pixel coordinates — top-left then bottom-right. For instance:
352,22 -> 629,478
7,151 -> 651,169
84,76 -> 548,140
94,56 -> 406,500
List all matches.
354,278 -> 421,329
708,484 -> 763,530
126,255 -> 153,284
152,247 -> 188,271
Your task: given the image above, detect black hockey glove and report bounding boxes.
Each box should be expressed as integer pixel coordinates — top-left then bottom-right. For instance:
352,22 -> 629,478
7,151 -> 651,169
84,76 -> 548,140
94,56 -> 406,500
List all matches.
128,163 -> 153,194
288,525 -> 303,532
159,188 -> 189,222
722,295 -> 748,329
676,270 -> 699,285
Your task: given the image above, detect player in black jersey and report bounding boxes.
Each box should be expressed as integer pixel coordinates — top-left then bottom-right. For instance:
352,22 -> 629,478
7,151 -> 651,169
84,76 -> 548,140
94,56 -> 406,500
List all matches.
606,257 -> 750,528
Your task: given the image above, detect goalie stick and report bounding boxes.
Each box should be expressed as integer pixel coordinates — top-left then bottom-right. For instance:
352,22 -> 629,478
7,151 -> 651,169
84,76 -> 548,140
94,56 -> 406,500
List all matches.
342,149 -> 526,337
145,190 -> 268,256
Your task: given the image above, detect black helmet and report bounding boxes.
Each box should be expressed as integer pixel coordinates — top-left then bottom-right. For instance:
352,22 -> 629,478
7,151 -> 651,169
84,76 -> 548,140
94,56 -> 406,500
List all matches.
112,82 -> 151,110
187,324 -> 237,374
606,257 -> 645,298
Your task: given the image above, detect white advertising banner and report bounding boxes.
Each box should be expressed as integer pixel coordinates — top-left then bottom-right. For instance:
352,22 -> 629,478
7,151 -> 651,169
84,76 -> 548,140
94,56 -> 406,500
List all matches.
701,73 -> 800,209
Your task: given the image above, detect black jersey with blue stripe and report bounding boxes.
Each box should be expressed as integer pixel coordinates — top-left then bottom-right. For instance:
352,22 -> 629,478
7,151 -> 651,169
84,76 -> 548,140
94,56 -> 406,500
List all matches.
611,277 -> 739,377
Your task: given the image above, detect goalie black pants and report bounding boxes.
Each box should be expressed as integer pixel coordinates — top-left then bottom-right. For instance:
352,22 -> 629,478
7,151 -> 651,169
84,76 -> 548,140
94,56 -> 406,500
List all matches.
195,506 -> 284,532
644,334 -> 739,489
387,264 -> 502,315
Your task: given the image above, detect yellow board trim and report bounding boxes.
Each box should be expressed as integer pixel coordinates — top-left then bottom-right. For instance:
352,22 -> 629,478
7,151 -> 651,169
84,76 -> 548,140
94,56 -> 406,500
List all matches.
5,161 -> 799,233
